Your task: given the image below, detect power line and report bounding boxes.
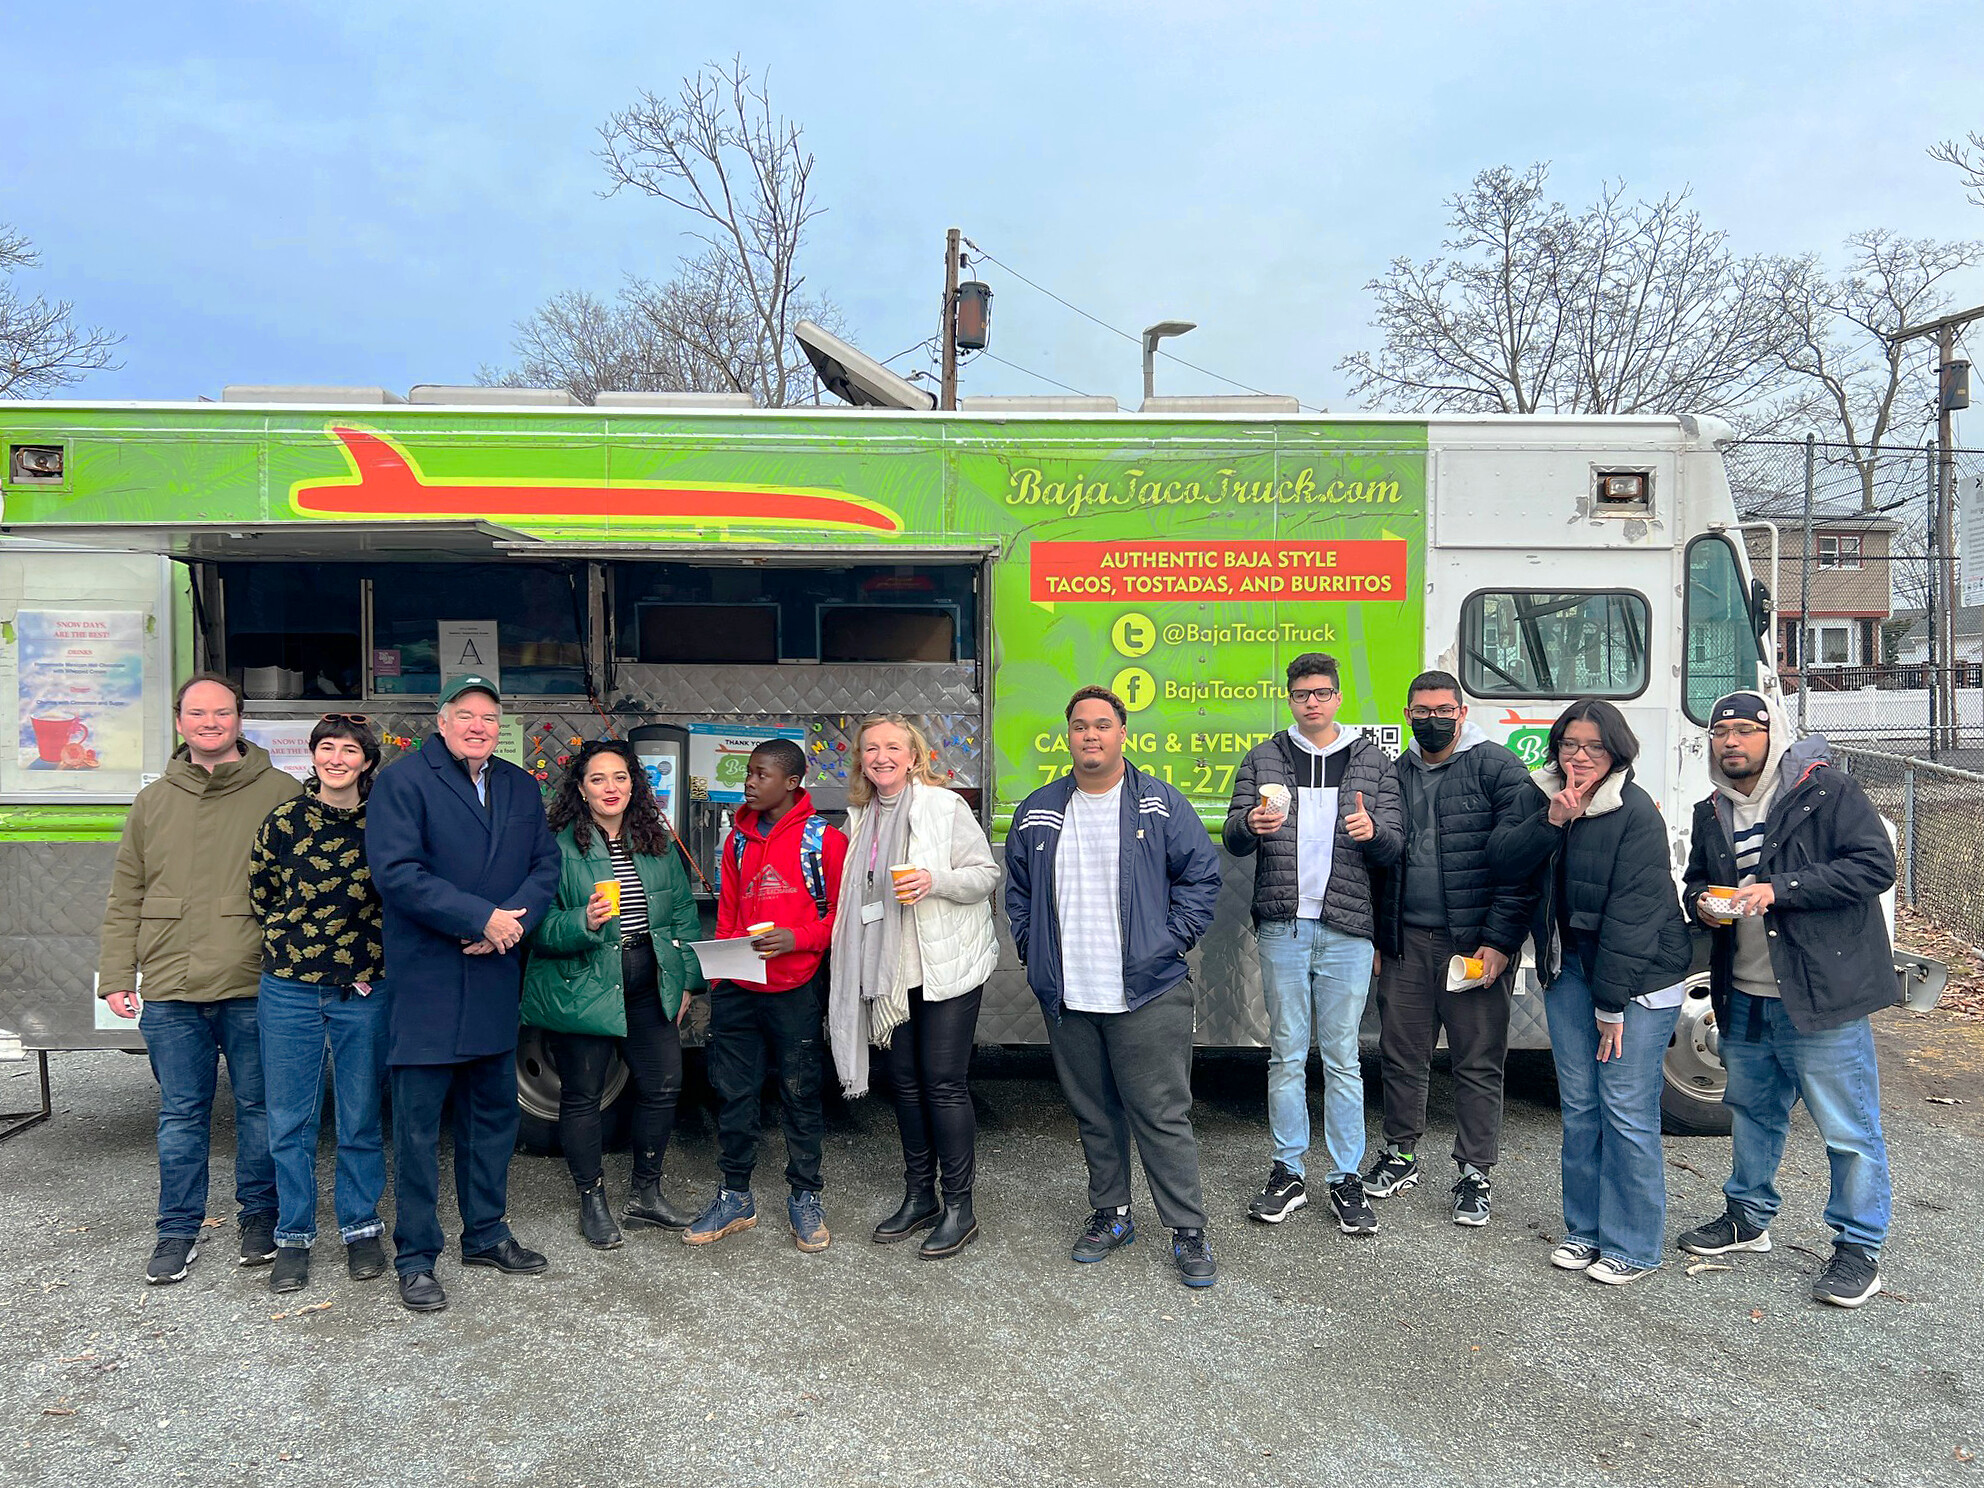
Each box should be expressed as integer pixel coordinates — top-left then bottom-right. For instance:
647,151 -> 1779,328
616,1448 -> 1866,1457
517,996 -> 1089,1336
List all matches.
967,241 -> 1325,412
975,350 -> 1095,398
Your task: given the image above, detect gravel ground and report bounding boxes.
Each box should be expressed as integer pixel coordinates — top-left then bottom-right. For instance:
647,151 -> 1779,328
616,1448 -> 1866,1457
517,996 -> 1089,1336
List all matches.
2,1015 -> 1979,1488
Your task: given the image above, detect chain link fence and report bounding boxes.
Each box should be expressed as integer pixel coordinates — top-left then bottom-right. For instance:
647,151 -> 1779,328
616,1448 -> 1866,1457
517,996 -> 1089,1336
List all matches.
1725,437 -> 1984,756
1837,746 -> 1984,947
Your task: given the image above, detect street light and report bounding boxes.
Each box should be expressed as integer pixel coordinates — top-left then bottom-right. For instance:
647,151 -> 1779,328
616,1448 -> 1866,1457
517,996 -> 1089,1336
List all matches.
1142,320 -> 1196,403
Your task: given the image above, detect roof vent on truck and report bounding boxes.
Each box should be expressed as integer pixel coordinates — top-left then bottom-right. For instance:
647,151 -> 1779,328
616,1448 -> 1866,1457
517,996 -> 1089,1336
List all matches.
221,386 -> 406,404
1137,394 -> 1301,414
407,385 -> 576,406
959,395 -> 1120,413
594,391 -> 757,409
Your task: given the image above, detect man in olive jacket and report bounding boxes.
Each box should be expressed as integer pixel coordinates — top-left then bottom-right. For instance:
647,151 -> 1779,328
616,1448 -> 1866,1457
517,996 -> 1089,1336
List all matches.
1222,652 -> 1403,1236
98,674 -> 302,1285
1677,691 -> 1898,1310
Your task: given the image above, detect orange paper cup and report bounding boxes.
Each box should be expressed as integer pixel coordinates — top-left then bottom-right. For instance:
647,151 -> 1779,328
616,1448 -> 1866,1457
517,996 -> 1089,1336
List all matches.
1450,954 -> 1487,983
594,879 -> 621,915
890,864 -> 918,903
746,921 -> 776,937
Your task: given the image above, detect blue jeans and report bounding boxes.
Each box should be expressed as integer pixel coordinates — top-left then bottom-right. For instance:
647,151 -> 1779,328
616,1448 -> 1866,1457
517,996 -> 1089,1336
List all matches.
1255,918 -> 1374,1181
257,972 -> 389,1248
1544,963 -> 1680,1271
139,997 -> 276,1239
1720,992 -> 1892,1252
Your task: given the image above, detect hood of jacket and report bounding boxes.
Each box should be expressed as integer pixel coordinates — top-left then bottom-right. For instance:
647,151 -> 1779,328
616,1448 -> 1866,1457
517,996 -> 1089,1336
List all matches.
1527,761 -> 1630,818
1288,723 -> 1361,760
163,740 -> 285,797
1405,718 -> 1491,770
1708,691 -> 1800,807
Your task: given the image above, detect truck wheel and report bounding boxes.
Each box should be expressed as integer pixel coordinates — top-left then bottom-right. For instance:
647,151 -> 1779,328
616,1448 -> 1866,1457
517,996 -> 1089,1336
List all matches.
515,1025 -> 631,1156
1661,974 -> 1732,1137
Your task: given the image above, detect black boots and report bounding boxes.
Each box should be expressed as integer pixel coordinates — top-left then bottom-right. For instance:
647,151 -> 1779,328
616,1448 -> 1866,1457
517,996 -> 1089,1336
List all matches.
578,1180 -> 624,1250
919,1195 -> 978,1259
872,1184 -> 941,1244
622,1176 -> 696,1231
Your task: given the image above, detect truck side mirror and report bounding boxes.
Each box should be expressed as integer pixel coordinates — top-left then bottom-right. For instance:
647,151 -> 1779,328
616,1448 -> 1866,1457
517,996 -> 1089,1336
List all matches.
1748,578 -> 1772,642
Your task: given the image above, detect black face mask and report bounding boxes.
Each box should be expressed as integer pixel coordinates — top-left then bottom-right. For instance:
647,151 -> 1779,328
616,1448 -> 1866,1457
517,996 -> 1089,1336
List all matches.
1410,716 -> 1459,752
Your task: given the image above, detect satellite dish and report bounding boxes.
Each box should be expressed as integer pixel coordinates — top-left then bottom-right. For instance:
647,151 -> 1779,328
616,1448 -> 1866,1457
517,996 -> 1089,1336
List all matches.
795,321 -> 936,411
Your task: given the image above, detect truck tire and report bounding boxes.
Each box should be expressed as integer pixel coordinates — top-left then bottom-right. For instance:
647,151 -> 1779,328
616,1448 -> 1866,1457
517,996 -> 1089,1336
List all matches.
1661,973 -> 1732,1137
515,1025 -> 630,1156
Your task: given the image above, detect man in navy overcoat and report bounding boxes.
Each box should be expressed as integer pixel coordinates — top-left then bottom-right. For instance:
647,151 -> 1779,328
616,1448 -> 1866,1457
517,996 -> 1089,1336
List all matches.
366,674 -> 560,1313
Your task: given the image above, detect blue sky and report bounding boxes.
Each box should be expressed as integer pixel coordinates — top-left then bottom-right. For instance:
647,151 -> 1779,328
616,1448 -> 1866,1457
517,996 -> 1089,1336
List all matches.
5,1 -> 1982,408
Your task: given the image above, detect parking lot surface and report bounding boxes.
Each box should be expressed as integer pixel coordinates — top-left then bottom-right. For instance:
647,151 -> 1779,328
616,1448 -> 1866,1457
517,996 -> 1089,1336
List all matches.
2,1013 -> 1979,1488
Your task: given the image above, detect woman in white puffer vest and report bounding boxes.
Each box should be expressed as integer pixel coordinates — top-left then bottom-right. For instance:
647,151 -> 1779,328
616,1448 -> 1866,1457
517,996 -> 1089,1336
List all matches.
828,714 -> 1000,1259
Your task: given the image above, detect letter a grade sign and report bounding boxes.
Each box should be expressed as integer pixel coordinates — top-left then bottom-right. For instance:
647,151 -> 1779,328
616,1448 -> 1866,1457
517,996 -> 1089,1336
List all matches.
437,620 -> 501,694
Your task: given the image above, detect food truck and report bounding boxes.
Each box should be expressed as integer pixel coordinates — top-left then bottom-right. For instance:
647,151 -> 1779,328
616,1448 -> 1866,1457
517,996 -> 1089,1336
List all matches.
0,389 -> 1822,1136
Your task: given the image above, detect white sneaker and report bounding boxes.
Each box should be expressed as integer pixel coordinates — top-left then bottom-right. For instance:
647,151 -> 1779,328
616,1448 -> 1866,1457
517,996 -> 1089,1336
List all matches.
1586,1256 -> 1654,1285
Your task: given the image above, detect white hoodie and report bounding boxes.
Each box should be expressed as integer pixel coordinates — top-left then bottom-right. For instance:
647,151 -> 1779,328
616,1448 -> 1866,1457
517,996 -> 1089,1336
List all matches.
1288,724 -> 1360,919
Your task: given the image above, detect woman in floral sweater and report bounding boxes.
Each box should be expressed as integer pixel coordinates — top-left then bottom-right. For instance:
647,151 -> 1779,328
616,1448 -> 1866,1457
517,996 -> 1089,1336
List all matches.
249,714 -> 387,1295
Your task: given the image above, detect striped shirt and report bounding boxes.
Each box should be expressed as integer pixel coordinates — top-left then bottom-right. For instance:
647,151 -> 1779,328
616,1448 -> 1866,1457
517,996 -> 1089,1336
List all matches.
1056,779 -> 1127,1014
1731,820 -> 1766,881
604,833 -> 650,940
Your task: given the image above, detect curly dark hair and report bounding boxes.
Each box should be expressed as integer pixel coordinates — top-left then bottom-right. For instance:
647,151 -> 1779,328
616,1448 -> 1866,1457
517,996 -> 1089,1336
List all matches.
546,738 -> 672,855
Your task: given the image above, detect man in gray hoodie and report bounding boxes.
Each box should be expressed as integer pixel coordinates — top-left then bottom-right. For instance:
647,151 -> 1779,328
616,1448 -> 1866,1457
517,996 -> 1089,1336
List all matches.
1678,691 -> 1898,1309
1368,670 -> 1537,1225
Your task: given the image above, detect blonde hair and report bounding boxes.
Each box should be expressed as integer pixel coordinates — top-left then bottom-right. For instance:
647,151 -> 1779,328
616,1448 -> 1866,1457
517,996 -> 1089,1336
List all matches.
846,713 -> 946,806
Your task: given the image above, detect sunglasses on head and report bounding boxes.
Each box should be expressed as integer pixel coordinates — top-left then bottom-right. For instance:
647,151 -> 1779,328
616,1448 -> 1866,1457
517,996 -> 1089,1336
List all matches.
319,713 -> 371,725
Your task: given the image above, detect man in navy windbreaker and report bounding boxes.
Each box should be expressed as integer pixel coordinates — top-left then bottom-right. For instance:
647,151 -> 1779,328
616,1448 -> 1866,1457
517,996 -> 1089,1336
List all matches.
1005,685 -> 1222,1288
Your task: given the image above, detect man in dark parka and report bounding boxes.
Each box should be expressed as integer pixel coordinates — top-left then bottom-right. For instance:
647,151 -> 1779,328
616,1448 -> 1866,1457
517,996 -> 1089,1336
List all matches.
366,674 -> 561,1312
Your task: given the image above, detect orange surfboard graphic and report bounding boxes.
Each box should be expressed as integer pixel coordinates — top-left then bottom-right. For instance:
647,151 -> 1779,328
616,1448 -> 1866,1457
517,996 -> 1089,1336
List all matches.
290,425 -> 901,533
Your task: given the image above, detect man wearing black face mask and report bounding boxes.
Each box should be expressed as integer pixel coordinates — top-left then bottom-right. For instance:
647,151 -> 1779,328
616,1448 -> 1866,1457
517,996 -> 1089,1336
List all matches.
1367,671 -> 1537,1226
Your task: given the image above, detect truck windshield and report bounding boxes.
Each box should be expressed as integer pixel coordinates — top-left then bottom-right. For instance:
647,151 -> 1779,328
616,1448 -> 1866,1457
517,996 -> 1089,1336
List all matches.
1460,590 -> 1650,700
1683,534 -> 1765,723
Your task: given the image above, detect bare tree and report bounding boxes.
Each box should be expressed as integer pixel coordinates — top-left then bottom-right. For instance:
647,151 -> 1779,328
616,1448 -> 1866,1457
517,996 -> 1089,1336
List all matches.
0,226 -> 120,398
1339,164 -> 1796,422
1764,230 -> 1984,509
1930,131 -> 1984,210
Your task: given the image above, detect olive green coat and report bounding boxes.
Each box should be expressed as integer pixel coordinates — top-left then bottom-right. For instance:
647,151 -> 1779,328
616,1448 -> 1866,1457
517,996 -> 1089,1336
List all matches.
520,823 -> 704,1036
98,742 -> 304,1003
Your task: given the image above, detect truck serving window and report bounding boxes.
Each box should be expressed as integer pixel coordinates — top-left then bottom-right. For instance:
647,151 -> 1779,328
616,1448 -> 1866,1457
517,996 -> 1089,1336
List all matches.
1683,534 -> 1765,724
1460,590 -> 1650,700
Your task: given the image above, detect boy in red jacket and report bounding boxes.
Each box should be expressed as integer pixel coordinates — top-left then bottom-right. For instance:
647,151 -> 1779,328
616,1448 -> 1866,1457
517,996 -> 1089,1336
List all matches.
686,738 -> 847,1252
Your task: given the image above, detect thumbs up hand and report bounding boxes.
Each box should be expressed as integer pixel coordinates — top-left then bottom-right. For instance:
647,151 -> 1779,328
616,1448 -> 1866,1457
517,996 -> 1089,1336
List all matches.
1344,789 -> 1377,843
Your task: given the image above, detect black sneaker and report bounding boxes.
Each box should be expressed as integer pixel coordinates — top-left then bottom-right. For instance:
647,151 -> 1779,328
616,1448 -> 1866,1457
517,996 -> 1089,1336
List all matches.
1812,1243 -> 1882,1309
1172,1228 -> 1217,1288
1247,1162 -> 1307,1224
1451,1170 -> 1492,1227
1363,1149 -> 1420,1198
1678,1211 -> 1772,1257
270,1246 -> 310,1294
1328,1174 -> 1378,1235
1071,1208 -> 1135,1263
146,1236 -> 197,1285
239,1213 -> 278,1267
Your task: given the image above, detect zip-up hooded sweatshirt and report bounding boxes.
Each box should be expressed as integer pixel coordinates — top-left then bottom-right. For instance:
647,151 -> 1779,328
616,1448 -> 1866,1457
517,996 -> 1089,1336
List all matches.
1708,692 -> 1792,999
715,788 -> 848,993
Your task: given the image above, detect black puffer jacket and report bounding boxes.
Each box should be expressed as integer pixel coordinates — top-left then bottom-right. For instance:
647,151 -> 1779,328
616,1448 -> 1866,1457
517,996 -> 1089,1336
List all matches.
1223,729 -> 1403,939
1682,735 -> 1897,1033
1375,728 -> 1538,959
1489,764 -> 1692,1015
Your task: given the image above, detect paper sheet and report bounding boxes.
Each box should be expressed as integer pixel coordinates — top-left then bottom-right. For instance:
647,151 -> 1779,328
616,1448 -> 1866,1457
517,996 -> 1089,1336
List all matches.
688,937 -> 769,987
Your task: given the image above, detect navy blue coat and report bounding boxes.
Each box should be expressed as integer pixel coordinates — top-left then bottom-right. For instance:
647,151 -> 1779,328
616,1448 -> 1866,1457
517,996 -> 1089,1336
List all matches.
366,734 -> 560,1067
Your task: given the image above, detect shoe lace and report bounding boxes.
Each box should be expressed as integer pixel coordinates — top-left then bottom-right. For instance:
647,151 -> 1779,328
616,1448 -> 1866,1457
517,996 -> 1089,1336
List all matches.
1085,1208 -> 1121,1239
1454,1173 -> 1489,1201
793,1191 -> 823,1222
1175,1231 -> 1211,1262
1335,1175 -> 1367,1206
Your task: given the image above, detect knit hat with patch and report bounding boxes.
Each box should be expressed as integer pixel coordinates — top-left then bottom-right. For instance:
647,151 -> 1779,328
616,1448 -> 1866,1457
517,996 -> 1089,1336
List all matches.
1709,691 -> 1770,728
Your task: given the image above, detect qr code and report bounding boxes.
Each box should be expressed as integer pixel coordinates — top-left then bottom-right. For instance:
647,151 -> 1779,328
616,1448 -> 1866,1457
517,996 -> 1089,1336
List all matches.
1368,724 -> 1404,758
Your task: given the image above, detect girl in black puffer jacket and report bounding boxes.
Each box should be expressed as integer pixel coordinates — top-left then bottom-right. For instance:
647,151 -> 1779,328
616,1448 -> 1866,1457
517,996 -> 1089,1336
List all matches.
1491,699 -> 1691,1287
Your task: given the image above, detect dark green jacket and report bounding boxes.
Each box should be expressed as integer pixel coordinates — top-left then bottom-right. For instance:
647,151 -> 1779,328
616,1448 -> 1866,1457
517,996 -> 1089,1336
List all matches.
521,823 -> 703,1035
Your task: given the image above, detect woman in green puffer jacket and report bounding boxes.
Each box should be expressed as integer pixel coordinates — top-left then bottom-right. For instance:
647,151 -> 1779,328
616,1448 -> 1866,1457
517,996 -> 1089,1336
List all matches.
522,739 -> 704,1251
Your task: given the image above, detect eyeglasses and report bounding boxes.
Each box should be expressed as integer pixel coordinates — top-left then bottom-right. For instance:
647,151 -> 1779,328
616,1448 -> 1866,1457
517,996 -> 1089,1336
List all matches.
1558,741 -> 1611,758
319,713 -> 371,725
1710,723 -> 1767,741
1288,687 -> 1339,704
1406,705 -> 1461,721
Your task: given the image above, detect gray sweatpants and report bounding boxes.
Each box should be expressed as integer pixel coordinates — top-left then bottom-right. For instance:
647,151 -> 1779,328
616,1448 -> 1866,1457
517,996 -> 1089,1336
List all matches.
1046,979 -> 1207,1230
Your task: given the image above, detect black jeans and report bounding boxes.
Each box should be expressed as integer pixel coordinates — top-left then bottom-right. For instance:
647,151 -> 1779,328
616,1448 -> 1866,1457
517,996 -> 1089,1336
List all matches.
546,943 -> 684,1190
707,972 -> 826,1194
1376,924 -> 1514,1170
874,984 -> 982,1201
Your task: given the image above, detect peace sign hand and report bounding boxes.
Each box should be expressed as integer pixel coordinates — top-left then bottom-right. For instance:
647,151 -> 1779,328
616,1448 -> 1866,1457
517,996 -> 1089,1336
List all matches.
1344,791 -> 1376,843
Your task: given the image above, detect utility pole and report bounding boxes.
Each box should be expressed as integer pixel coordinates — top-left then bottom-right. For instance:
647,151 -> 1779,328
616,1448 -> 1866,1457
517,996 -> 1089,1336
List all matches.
1799,432 -> 1814,735
939,227 -> 961,412
1889,302 -> 1983,754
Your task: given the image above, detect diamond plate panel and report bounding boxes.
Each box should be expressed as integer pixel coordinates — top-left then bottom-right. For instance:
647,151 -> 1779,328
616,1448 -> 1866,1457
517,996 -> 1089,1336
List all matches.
0,842 -> 138,1051
615,663 -> 979,719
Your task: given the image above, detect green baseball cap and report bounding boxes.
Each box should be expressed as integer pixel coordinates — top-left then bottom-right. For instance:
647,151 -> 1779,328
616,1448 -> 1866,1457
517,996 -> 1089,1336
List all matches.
438,673 -> 501,707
